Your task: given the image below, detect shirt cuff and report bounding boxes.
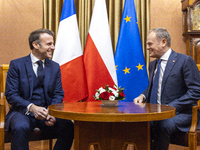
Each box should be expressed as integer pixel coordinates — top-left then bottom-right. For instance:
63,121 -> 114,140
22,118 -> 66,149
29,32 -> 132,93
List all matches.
141,94 -> 146,102
25,103 -> 33,115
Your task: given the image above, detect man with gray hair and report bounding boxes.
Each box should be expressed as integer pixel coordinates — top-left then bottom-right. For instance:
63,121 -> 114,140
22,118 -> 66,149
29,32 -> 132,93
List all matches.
134,27 -> 200,150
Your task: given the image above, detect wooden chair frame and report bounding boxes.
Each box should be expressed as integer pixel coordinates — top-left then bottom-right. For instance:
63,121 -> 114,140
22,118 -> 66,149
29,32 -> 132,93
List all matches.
188,105 -> 200,150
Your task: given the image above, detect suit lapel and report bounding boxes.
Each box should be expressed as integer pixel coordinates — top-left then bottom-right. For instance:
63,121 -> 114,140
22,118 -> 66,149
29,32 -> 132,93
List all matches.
25,55 -> 34,97
161,50 -> 177,94
44,58 -> 51,92
147,60 -> 157,101
149,60 -> 157,83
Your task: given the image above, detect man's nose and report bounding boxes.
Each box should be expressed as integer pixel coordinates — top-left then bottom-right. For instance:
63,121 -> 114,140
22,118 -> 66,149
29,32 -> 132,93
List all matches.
51,45 -> 55,50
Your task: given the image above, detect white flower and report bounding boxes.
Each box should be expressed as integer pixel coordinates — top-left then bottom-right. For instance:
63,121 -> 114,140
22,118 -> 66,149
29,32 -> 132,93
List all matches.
95,92 -> 100,99
108,87 -> 115,92
98,87 -> 106,93
109,96 -> 115,101
112,91 -> 119,97
108,87 -> 118,97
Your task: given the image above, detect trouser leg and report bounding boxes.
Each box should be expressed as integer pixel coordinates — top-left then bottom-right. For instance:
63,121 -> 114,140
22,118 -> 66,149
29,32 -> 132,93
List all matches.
151,118 -> 178,150
38,118 -> 74,150
9,112 -> 34,150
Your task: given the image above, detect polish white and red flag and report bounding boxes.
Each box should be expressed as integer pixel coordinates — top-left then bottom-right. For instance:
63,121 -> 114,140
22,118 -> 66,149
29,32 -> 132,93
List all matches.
83,0 -> 118,101
53,0 -> 88,102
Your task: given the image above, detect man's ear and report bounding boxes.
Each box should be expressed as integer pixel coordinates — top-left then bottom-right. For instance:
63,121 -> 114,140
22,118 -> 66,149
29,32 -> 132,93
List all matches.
161,38 -> 167,47
32,42 -> 40,49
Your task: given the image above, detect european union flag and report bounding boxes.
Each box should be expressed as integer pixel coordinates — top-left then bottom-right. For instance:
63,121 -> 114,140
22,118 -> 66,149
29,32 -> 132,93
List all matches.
114,0 -> 148,102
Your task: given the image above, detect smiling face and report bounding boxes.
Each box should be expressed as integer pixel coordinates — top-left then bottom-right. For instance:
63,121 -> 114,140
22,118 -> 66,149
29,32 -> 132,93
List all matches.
146,31 -> 167,59
32,33 -> 55,60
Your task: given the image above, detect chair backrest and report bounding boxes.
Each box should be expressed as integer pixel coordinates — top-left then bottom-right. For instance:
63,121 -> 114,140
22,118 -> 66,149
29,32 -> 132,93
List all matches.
197,64 -> 200,106
0,64 -> 10,116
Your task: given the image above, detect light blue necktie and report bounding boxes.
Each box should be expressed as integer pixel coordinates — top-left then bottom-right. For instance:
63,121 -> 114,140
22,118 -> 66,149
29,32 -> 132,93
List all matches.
150,59 -> 162,104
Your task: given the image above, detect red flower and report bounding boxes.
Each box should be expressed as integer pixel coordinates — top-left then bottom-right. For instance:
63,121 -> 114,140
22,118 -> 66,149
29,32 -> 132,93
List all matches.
119,91 -> 125,97
100,91 -> 113,100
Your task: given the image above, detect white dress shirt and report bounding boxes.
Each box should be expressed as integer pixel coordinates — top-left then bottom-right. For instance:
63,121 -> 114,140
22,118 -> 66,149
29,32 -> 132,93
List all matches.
30,53 -> 45,76
156,48 -> 172,104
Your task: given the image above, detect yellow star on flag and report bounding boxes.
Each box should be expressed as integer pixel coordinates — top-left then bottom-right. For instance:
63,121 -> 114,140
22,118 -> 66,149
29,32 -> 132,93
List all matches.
115,65 -> 118,70
124,15 -> 131,23
123,67 -> 130,74
136,63 -> 144,71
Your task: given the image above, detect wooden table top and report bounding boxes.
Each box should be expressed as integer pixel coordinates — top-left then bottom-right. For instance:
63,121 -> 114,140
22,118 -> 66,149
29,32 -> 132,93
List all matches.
48,102 -> 176,122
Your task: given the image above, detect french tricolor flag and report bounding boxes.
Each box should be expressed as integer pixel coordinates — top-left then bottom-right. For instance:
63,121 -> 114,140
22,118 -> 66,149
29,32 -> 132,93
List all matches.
83,0 -> 118,101
53,0 -> 88,102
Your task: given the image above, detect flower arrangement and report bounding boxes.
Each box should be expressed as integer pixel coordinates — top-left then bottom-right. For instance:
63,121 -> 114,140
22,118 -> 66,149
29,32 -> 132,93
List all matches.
94,85 -> 125,101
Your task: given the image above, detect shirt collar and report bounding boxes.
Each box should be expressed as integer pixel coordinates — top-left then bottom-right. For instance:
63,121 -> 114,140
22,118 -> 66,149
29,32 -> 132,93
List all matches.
30,53 -> 45,64
160,48 -> 172,61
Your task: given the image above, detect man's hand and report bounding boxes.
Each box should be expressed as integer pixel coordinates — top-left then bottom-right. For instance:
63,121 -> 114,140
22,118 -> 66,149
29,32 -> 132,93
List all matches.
29,104 -> 48,120
134,94 -> 144,103
45,115 -> 56,126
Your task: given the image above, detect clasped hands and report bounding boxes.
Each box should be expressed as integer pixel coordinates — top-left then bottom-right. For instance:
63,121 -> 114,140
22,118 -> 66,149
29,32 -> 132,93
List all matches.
29,104 -> 56,126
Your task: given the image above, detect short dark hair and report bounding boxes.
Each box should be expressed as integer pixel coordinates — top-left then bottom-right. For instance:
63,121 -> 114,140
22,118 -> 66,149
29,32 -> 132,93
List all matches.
148,27 -> 171,47
28,28 -> 54,50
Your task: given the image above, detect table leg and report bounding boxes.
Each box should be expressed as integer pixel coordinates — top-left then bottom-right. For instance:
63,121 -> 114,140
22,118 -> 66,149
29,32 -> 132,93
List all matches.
74,121 -> 150,150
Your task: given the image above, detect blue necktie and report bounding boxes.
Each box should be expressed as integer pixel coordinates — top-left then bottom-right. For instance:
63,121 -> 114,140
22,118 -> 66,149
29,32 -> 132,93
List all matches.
150,59 -> 162,104
36,60 -> 45,84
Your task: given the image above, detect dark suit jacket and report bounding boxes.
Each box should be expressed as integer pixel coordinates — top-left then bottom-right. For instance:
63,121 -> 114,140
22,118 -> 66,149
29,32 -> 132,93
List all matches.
5,54 -> 64,130
143,50 -> 200,132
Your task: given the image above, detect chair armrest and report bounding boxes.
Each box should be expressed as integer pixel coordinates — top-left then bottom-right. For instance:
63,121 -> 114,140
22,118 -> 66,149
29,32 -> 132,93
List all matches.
189,106 -> 200,133
0,98 -> 5,129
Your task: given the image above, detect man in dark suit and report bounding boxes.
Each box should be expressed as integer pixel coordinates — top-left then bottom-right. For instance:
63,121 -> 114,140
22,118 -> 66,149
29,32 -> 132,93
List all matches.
134,27 -> 200,150
5,29 -> 74,150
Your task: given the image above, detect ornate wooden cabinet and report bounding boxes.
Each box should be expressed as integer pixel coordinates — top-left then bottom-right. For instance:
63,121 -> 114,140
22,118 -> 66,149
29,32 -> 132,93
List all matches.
182,0 -> 200,65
